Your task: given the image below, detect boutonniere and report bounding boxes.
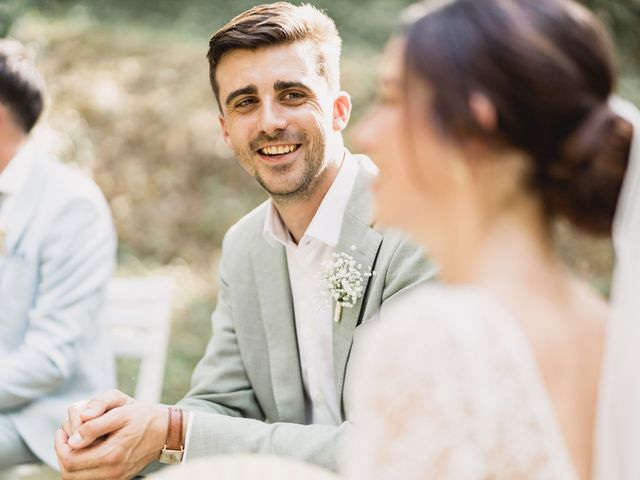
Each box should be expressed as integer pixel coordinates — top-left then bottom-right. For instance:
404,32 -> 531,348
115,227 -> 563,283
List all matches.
320,246 -> 374,323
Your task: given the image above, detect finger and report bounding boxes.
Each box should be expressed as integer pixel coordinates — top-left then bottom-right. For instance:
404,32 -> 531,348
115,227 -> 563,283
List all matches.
60,456 -> 120,480
68,407 -> 129,449
61,429 -> 128,473
55,428 -> 70,452
67,400 -> 88,436
57,429 -> 126,479
60,461 -> 119,480
79,389 -> 132,422
59,456 -> 120,480
55,429 -> 73,474
62,416 -> 72,437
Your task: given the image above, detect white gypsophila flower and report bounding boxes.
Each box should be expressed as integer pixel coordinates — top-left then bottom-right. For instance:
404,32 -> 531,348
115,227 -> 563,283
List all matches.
320,249 -> 374,322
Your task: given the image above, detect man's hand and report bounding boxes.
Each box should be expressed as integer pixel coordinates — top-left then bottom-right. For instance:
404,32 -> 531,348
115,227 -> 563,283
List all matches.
56,390 -> 168,480
62,390 -> 135,442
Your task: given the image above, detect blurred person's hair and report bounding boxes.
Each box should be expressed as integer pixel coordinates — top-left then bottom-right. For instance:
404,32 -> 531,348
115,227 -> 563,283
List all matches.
0,39 -> 46,133
404,0 -> 631,235
207,2 -> 342,107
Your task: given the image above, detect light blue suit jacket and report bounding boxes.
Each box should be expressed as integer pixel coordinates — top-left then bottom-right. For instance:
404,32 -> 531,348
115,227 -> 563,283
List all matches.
0,150 -> 116,468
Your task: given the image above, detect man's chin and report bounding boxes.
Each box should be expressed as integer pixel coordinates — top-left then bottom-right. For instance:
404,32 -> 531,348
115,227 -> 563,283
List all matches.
265,185 -> 306,198
255,161 -> 321,200
260,177 -> 311,199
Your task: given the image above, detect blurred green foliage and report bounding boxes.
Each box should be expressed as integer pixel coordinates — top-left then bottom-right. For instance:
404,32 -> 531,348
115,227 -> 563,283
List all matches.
584,0 -> 640,103
3,0 -> 417,46
3,0 -> 639,56
2,0 -> 637,403
583,0 -> 640,56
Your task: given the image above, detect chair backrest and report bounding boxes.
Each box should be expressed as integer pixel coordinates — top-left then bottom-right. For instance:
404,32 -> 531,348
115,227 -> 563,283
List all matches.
104,276 -> 176,403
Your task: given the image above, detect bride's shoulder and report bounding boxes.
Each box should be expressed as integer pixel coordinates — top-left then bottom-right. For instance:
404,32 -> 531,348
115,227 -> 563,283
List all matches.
385,283 -> 495,311
353,284 -> 517,382
378,284 -> 509,341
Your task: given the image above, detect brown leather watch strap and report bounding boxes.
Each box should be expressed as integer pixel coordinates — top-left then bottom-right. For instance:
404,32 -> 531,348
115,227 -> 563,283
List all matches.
165,407 -> 183,450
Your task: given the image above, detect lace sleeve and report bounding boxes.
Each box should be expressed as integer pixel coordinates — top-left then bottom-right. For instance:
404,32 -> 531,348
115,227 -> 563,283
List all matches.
343,286 -> 577,480
344,292 -> 493,480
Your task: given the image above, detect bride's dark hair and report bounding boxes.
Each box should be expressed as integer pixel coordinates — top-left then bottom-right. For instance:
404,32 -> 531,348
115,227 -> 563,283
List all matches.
404,0 -> 632,235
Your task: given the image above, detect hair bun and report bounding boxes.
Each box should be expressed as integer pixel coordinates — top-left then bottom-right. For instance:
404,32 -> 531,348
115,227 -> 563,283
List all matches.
543,103 -> 632,235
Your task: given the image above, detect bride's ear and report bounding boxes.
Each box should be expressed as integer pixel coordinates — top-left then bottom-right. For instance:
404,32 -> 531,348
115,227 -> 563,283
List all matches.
469,92 -> 497,132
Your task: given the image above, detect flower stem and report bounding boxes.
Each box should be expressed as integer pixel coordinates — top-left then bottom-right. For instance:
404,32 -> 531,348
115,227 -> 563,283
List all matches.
333,303 -> 342,323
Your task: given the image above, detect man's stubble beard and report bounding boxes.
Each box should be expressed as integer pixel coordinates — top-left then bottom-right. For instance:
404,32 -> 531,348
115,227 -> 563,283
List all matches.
235,135 -> 327,202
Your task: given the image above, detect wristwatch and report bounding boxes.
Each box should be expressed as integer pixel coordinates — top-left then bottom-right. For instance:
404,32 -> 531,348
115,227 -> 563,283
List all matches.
158,407 -> 184,464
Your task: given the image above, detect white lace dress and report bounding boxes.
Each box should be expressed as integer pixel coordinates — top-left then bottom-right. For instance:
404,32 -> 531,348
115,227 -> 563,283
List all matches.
344,285 -> 579,480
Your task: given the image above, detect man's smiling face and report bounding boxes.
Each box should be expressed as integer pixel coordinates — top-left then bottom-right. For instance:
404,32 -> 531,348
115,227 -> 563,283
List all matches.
216,41 -> 339,200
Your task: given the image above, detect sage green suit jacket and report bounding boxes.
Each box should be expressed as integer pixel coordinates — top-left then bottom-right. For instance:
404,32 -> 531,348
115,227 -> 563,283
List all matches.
177,154 -> 436,471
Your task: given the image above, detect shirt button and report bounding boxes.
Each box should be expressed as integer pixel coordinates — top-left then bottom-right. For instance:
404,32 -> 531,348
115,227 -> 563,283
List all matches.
313,392 -> 324,404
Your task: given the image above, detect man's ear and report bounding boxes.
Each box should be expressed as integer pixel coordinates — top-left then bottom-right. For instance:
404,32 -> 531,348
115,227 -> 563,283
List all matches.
0,101 -> 24,137
0,102 -> 10,130
218,114 -> 232,148
332,91 -> 352,132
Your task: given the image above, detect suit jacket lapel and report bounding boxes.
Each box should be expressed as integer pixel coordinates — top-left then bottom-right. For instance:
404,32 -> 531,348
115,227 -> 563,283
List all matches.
251,234 -> 306,424
250,154 -> 381,423
333,155 -> 382,408
5,155 -> 48,253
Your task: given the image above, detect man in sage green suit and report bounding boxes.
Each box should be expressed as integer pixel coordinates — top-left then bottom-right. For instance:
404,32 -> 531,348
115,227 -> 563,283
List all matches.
55,3 -> 435,478
177,152 -> 434,469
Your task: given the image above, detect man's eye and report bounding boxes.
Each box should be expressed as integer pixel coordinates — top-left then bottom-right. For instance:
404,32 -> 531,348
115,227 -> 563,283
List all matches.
236,98 -> 256,108
283,92 -> 305,101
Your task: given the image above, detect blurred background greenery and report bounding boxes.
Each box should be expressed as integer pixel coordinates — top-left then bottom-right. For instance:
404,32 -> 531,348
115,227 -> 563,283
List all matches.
1,0 -> 638,404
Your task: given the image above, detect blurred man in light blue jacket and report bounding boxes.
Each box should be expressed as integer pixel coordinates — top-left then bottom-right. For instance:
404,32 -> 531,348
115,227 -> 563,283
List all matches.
0,39 -> 116,470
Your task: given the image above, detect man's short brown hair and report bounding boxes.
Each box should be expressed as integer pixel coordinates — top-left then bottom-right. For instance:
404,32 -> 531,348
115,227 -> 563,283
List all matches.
207,2 -> 342,105
0,39 -> 46,133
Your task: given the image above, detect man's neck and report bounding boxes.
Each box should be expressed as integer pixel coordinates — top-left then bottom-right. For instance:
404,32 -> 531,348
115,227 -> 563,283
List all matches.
272,152 -> 344,244
0,134 -> 25,176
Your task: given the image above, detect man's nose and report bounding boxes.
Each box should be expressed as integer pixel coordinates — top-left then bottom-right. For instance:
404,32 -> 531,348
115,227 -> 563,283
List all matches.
257,101 -> 288,134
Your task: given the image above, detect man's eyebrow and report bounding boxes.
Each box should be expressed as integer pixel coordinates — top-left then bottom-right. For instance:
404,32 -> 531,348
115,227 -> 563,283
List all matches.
225,85 -> 257,107
274,81 -> 311,92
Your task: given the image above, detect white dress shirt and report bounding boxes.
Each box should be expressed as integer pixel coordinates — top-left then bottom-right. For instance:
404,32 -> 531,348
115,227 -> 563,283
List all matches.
262,153 -> 359,425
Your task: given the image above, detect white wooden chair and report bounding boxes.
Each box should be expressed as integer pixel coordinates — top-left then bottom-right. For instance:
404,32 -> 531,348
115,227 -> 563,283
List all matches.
106,276 -> 176,403
4,276 -> 176,479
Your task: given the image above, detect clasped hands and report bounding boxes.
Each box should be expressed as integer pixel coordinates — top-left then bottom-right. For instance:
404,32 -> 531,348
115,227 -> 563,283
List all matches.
55,389 -> 168,480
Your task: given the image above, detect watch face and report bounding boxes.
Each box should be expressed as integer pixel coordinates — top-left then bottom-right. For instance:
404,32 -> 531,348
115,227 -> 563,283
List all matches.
159,449 -> 184,464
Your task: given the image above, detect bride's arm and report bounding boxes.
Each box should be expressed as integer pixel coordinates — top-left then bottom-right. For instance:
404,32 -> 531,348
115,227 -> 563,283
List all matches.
342,292 -> 491,480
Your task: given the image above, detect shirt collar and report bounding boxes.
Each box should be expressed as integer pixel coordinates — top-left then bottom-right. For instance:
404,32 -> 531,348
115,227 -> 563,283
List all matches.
263,150 -> 360,249
263,200 -> 291,248
0,141 -> 35,197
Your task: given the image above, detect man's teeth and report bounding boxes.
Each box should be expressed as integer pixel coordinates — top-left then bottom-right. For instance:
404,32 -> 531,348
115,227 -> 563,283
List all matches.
260,144 -> 297,155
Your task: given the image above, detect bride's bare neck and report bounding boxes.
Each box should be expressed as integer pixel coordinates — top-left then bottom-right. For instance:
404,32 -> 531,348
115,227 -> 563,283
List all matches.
438,195 -> 564,291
